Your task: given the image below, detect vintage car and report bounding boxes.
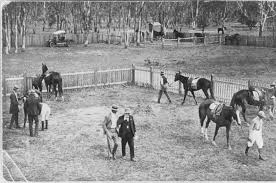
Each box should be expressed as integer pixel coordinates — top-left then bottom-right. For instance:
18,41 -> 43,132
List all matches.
46,30 -> 73,47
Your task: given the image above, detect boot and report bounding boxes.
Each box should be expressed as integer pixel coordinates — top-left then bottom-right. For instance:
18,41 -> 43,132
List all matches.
30,128 -> 34,137
245,146 -> 250,156
41,121 -> 44,131
258,148 -> 265,161
34,125 -> 38,137
45,120 -> 48,129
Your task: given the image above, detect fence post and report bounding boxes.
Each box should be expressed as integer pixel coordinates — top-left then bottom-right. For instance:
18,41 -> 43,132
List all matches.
120,33 -> 122,45
94,69 -> 98,86
193,35 -> 196,45
204,35 -> 207,46
219,35 -> 222,45
2,74 -> 6,101
23,73 -> 28,94
248,80 -> 251,89
150,66 -> 153,88
161,37 -> 164,49
177,37 -> 179,48
211,74 -> 215,99
132,64 -> 135,85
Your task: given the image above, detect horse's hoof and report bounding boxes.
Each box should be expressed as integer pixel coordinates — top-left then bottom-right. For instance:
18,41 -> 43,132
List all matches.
212,141 -> 217,147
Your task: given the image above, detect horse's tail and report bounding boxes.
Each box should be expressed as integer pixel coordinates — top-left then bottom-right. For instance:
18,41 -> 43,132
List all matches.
210,79 -> 215,100
230,92 -> 237,108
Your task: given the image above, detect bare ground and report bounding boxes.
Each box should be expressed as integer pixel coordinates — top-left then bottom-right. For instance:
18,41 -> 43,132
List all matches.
2,44 -> 276,82
2,86 -> 276,181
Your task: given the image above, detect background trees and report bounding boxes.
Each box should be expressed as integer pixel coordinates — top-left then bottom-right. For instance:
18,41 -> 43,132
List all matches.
2,1 -> 276,53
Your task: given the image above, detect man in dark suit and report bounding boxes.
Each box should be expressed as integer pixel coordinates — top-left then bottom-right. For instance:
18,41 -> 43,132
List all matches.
9,85 -> 21,129
117,108 -> 137,162
158,71 -> 172,104
25,89 -> 42,137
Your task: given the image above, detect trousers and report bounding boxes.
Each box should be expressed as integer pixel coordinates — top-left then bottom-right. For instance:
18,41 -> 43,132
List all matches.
28,115 -> 39,137
158,87 -> 171,103
121,135 -> 134,158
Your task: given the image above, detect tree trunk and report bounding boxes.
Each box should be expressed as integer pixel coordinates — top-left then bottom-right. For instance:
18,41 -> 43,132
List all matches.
21,5 -> 26,51
15,10 -> 19,53
4,9 -> 9,54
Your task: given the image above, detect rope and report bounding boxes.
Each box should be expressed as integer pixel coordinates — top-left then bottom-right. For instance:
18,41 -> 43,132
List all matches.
4,151 -> 28,182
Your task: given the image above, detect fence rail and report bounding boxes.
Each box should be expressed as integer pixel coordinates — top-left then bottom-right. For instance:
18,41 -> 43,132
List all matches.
2,66 -> 273,105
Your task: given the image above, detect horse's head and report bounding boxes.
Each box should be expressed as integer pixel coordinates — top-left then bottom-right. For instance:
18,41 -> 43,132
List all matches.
174,72 -> 181,82
42,63 -> 48,74
231,104 -> 242,125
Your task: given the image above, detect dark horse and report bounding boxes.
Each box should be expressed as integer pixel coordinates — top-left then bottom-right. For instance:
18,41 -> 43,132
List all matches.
42,63 -> 64,101
230,89 -> 267,122
173,29 -> 185,38
32,74 -> 44,92
199,99 -> 241,150
174,72 -> 215,105
218,27 -> 227,34
225,33 -> 241,45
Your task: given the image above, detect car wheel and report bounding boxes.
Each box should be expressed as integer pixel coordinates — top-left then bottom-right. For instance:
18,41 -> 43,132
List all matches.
49,42 -> 55,48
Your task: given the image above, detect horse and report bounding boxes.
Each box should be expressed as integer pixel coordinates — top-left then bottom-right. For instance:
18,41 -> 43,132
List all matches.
173,29 -> 185,38
218,27 -> 227,34
199,99 -> 241,150
174,72 -> 215,105
230,88 -> 273,122
41,63 -> 64,101
32,74 -> 44,92
194,32 -> 205,43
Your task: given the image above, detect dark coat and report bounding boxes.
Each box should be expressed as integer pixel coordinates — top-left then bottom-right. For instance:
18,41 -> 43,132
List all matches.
9,91 -> 19,114
25,94 -> 42,116
117,115 -> 136,138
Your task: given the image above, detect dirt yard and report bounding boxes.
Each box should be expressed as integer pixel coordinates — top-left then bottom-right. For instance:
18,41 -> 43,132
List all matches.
2,44 -> 276,82
2,86 -> 276,181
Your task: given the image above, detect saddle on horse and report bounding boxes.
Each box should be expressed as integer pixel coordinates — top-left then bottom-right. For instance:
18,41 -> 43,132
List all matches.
249,87 -> 264,102
209,102 -> 224,119
188,77 -> 200,90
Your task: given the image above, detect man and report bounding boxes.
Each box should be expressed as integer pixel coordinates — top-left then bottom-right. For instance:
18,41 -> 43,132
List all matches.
245,111 -> 266,160
157,71 -> 172,104
40,103 -> 51,131
270,82 -> 276,116
117,108 -> 136,162
103,105 -> 119,160
25,89 -> 42,137
9,85 -> 21,129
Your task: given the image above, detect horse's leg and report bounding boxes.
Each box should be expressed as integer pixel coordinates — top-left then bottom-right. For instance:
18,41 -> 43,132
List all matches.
226,124 -> 232,150
190,90 -> 197,105
203,89 -> 209,99
182,89 -> 188,105
241,103 -> 248,123
199,108 -> 206,138
53,83 -> 58,100
204,118 -> 211,141
212,125 -> 219,147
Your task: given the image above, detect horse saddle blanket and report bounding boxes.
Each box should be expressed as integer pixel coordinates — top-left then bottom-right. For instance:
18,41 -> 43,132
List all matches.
252,88 -> 263,101
188,77 -> 200,90
209,102 -> 224,118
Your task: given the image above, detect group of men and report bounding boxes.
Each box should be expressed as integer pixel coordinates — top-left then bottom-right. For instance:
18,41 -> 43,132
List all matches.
103,105 -> 137,162
9,85 -> 50,137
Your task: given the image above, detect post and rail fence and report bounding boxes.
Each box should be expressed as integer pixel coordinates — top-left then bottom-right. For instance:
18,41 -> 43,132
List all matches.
2,65 -> 272,105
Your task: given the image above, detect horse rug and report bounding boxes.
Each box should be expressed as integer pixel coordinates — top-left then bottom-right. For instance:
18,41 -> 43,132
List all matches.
188,77 -> 200,90
209,102 -> 224,119
252,88 -> 263,101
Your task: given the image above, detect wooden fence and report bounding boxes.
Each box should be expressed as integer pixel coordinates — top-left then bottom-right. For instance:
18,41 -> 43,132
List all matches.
2,65 -> 272,104
134,66 -> 272,105
2,67 -> 133,97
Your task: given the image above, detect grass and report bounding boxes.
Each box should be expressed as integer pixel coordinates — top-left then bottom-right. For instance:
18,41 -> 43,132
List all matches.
2,44 -> 276,83
2,85 -> 276,181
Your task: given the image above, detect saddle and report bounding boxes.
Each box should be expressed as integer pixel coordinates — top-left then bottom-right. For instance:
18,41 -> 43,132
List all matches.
251,88 -> 264,102
209,102 -> 224,119
188,77 -> 200,90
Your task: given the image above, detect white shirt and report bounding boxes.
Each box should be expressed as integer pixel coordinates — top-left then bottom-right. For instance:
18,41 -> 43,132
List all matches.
110,112 -> 118,128
124,115 -> 130,122
249,116 -> 263,136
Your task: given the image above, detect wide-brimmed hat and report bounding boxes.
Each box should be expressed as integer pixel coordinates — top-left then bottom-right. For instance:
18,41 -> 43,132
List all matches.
111,104 -> 118,111
124,108 -> 131,114
257,111 -> 266,118
13,85 -> 19,90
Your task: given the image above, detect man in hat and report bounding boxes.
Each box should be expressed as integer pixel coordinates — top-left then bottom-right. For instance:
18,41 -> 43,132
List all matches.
245,111 -> 266,160
25,89 -> 42,137
158,71 -> 172,104
103,104 -> 119,160
9,85 -> 21,129
117,108 -> 137,162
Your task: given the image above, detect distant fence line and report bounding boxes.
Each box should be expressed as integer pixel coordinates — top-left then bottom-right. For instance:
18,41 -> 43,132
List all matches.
2,65 -> 272,105
6,31 -> 276,48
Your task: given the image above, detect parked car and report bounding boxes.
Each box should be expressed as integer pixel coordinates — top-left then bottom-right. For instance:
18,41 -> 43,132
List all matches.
46,30 -> 73,47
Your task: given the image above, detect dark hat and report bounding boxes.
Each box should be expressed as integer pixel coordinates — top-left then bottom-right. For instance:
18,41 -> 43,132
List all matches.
160,71 -> 164,76
111,104 -> 118,111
